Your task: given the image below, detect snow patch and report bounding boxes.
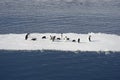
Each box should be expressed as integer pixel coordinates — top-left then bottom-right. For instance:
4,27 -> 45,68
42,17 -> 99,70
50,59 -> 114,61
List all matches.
0,33 -> 120,52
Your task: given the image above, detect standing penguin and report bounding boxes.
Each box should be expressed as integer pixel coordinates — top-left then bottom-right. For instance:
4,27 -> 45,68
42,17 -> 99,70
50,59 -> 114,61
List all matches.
25,33 -> 30,40
89,35 -> 91,42
52,36 -> 56,41
78,38 -> 80,43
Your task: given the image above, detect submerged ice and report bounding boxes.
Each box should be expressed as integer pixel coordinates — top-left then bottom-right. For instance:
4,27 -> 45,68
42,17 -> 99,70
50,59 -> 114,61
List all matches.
0,33 -> 120,52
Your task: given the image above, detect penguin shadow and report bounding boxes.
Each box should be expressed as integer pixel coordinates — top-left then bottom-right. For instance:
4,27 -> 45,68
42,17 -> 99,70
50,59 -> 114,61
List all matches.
90,40 -> 99,42
78,40 -> 99,43
78,42 -> 87,44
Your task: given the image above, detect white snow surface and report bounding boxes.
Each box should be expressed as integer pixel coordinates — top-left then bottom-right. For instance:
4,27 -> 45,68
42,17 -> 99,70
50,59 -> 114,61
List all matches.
0,33 -> 120,52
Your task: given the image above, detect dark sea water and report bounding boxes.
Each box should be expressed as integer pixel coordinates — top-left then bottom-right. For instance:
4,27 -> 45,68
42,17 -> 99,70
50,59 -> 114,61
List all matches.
0,0 -> 120,80
0,51 -> 120,80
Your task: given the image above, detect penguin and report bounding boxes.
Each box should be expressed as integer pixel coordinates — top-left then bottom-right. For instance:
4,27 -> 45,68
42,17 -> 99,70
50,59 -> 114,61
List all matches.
42,36 -> 46,39
89,35 -> 91,42
78,38 -> 80,43
25,33 -> 30,40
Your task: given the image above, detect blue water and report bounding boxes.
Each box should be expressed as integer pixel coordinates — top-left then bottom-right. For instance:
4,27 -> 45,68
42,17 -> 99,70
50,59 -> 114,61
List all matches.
0,51 -> 120,80
0,0 -> 120,80
0,12 -> 120,34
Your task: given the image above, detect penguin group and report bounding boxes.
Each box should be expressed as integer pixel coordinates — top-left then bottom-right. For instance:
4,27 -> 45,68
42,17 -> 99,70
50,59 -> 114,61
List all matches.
25,33 -> 92,43
25,33 -> 37,41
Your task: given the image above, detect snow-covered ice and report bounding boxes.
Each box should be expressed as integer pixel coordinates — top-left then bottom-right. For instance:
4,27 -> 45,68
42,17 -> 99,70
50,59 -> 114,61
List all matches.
0,33 -> 120,52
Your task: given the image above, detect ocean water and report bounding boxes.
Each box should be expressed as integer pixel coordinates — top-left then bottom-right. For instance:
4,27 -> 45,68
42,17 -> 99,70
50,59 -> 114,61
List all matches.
0,0 -> 120,80
0,51 -> 120,80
